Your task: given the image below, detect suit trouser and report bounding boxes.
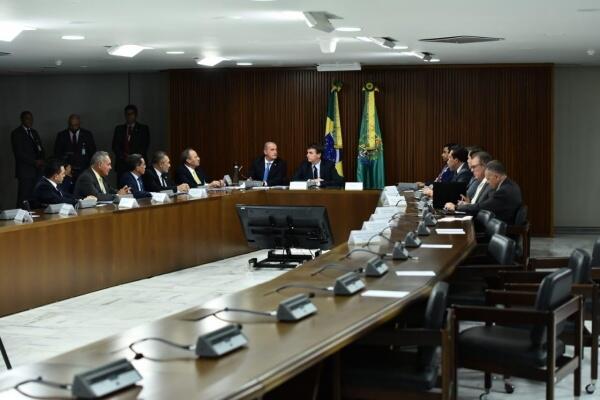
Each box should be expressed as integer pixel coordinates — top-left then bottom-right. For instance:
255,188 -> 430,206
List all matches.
16,177 -> 37,208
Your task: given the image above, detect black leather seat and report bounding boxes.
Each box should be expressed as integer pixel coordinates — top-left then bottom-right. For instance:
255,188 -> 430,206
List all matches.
475,209 -> 494,233
485,218 -> 506,238
341,282 -> 450,398
507,204 -> 530,263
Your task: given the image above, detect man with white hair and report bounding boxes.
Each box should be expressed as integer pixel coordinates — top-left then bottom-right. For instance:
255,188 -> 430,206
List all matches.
74,151 -> 131,201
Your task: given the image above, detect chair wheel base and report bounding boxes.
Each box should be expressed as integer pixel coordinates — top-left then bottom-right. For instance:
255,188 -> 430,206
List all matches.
585,383 -> 595,394
504,382 -> 515,394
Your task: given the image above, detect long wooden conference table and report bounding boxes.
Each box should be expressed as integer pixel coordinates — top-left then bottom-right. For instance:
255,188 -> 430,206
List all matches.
0,188 -> 475,399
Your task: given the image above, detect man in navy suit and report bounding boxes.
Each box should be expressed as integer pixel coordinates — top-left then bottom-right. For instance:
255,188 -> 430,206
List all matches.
292,143 -> 344,188
423,145 -> 472,198
112,104 -> 150,178
120,154 -> 152,198
32,158 -> 95,207
175,148 -> 223,188
11,111 -> 46,207
143,150 -> 190,193
247,141 -> 288,186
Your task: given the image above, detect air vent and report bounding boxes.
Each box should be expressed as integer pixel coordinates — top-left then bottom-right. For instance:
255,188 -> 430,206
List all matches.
0,52 -> 11,56
420,36 -> 504,44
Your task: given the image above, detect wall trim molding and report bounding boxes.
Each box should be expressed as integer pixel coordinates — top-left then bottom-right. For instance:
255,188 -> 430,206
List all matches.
554,226 -> 600,235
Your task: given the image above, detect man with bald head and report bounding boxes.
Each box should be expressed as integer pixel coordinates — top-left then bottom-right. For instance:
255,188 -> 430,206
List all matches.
175,148 -> 223,188
54,113 -> 97,181
248,141 -> 288,186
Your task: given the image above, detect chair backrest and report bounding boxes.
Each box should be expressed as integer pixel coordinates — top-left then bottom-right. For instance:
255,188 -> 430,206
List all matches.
485,218 -> 507,237
591,238 -> 600,267
487,234 -> 516,265
476,210 -> 494,230
418,281 -> 449,370
513,204 -> 528,226
530,268 -> 573,347
567,248 -> 591,284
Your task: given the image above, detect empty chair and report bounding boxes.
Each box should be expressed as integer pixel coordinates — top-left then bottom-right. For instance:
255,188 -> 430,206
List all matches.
506,204 -> 530,264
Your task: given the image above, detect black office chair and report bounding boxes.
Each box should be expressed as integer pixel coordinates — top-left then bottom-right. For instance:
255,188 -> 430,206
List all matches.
449,234 -> 519,306
341,282 -> 453,399
454,268 -> 582,400
466,218 -> 509,263
475,209 -> 495,234
506,204 -> 530,264
0,337 -> 11,370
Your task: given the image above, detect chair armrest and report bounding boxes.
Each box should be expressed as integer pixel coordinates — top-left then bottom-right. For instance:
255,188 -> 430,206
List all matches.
485,289 -> 538,306
499,271 -> 550,284
503,283 -> 539,292
356,328 -> 442,347
453,264 -> 523,279
453,304 -> 548,325
527,257 -> 570,269
554,295 -> 582,324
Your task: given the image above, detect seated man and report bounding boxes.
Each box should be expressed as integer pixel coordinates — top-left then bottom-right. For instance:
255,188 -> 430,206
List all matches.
175,148 -> 223,189
32,158 -> 94,206
247,141 -> 288,186
291,143 -> 344,188
74,151 -> 131,201
416,142 -> 456,188
423,145 -> 473,197
465,146 -> 483,198
120,154 -> 152,199
143,150 -> 190,193
444,151 -> 493,214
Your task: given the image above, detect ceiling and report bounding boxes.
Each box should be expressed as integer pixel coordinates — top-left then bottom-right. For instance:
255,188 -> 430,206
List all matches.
1,0 -> 600,73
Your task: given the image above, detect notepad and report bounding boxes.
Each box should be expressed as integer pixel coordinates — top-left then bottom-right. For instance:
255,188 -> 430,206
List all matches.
438,216 -> 473,222
395,271 -> 436,277
435,228 -> 465,235
421,244 -> 453,249
361,290 -> 409,299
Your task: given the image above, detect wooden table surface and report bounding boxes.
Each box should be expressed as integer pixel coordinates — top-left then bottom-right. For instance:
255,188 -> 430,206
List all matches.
0,190 -> 475,399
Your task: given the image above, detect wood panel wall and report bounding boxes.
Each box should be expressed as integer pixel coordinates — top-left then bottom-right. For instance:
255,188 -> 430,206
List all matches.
169,65 -> 553,235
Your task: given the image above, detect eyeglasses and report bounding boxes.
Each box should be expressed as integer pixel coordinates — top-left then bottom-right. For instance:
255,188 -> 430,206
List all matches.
470,163 -> 483,171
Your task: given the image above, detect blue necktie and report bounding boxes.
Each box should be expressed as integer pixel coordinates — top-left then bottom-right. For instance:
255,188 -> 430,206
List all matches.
137,178 -> 144,191
263,162 -> 271,181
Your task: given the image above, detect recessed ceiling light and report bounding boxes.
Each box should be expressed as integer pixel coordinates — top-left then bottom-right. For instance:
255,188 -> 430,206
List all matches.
166,51 -> 185,55
107,44 -> 151,58
196,56 -> 228,67
62,35 -> 85,40
237,62 -> 253,66
80,65 -> 88,68
335,27 -> 361,32
0,22 -> 36,42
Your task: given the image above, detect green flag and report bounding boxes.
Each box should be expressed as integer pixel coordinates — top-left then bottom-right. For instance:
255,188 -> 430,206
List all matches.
324,81 -> 343,176
356,82 -> 385,189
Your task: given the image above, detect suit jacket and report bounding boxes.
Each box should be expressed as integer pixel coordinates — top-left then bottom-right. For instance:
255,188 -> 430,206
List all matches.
451,164 -> 473,184
291,159 -> 344,188
112,123 -> 150,172
120,172 -> 152,199
428,165 -> 454,185
466,176 -> 479,199
74,168 -> 117,201
475,178 -> 523,224
59,175 -> 75,194
54,128 -> 97,172
11,126 -> 45,179
32,177 -> 78,206
143,167 -> 179,193
457,182 -> 494,214
176,164 -> 209,188
247,157 -> 288,186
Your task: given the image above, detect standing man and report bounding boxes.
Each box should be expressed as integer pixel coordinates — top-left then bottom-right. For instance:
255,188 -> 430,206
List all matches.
248,141 -> 288,186
74,151 -> 131,201
292,143 -> 343,188
176,148 -> 223,188
143,150 -> 189,193
112,104 -> 150,178
11,111 -> 45,207
54,114 -> 97,181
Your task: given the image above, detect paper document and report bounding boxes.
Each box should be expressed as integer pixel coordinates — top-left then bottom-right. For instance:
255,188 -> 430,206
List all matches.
362,290 -> 409,299
395,271 -> 436,277
435,229 -> 465,235
421,244 -> 453,249
438,216 -> 473,222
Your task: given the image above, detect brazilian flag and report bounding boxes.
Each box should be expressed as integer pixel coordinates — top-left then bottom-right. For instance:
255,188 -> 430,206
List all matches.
356,82 -> 385,189
324,81 -> 343,176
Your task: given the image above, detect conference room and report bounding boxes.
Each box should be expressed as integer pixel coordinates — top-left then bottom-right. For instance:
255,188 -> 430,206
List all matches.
0,1 -> 597,399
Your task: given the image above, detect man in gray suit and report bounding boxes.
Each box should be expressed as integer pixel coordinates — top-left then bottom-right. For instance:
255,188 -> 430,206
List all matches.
444,151 -> 493,214
74,151 -> 130,201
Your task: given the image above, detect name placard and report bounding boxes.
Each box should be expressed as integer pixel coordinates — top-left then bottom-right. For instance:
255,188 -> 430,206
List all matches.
151,192 -> 169,203
188,188 -> 208,198
361,220 -> 390,231
289,181 -> 308,190
59,204 -> 77,216
14,209 -> 33,223
344,182 -> 363,191
348,230 -> 381,245
118,197 -> 139,209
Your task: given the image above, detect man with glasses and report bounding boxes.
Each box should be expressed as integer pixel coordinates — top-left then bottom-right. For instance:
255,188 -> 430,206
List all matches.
444,151 -> 493,213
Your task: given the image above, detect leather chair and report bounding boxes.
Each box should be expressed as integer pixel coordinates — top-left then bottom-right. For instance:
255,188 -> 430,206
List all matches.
341,282 -> 453,399
475,209 -> 494,233
506,204 -> 530,264
467,218 -> 509,263
454,268 -> 582,400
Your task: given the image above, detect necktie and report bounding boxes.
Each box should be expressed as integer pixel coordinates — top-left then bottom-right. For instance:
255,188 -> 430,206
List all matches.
161,174 -> 167,188
56,186 -> 63,198
312,165 -> 318,179
98,176 -> 106,194
191,169 -> 201,185
263,162 -> 271,182
124,126 -> 131,155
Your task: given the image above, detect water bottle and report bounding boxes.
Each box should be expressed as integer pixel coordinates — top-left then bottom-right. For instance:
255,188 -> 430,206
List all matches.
233,163 -> 240,185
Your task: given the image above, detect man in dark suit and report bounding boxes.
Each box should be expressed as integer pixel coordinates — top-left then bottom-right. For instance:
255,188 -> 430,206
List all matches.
54,114 -> 97,181
448,145 -> 473,184
175,148 -> 223,188
444,151 -> 493,214
247,141 -> 288,186
416,142 -> 456,188
143,150 -> 190,193
475,160 -> 523,224
74,151 -> 131,201
11,111 -> 46,207
32,158 -> 95,207
465,146 -> 483,198
112,104 -> 150,178
292,143 -> 344,188
119,154 -> 152,199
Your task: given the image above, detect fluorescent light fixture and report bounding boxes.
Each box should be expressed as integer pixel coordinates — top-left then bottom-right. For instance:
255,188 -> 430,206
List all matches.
317,62 -> 361,72
237,62 -> 253,66
62,35 -> 85,40
303,11 -> 338,33
429,58 -> 440,63
393,44 -> 408,50
336,27 -> 361,32
319,38 -> 338,54
370,37 -> 395,49
107,45 -> 151,58
166,51 -> 185,54
0,22 -> 36,42
196,56 -> 228,66
397,51 -> 425,59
